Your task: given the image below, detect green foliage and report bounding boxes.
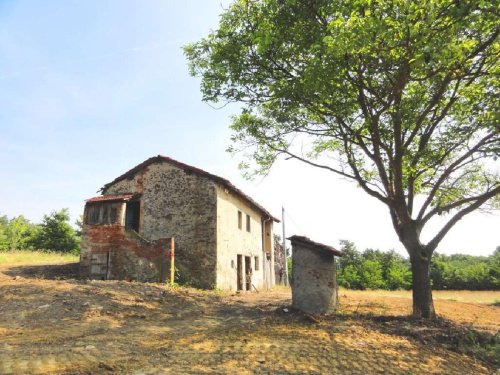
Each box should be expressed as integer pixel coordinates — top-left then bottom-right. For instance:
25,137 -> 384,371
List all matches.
30,209 -> 80,253
0,215 -> 9,251
8,215 -> 37,251
338,240 -> 498,291
337,240 -> 363,289
186,0 -> 500,314
431,252 -> 499,290
0,214 -> 38,251
338,240 -> 362,267
376,249 -> 412,290
0,210 -> 80,254
75,215 -> 83,237
185,0 -> 499,223
339,244 -> 386,289
359,259 -> 386,290
338,264 -> 362,289
386,261 -> 412,290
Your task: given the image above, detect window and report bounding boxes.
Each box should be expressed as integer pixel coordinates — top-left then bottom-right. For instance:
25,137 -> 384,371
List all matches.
125,201 -> 140,232
109,206 -> 118,223
86,203 -> 119,225
254,256 -> 259,271
246,214 -> 251,232
87,204 -> 100,224
238,210 -> 242,229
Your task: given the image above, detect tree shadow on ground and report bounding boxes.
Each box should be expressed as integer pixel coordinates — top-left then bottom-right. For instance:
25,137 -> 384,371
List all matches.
320,311 -> 500,369
0,273 -> 494,375
3,262 -> 79,280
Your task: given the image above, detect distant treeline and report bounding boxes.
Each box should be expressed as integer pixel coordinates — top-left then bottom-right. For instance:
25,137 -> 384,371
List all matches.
0,209 -> 80,254
337,240 -> 500,291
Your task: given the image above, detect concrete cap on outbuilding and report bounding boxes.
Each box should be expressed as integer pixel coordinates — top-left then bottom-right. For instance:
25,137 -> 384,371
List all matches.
287,235 -> 344,257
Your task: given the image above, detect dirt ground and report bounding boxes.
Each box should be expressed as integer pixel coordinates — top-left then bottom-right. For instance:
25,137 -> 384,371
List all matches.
0,262 -> 498,375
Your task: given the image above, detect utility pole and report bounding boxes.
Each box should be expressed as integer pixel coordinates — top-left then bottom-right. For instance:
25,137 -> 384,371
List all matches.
282,206 -> 289,286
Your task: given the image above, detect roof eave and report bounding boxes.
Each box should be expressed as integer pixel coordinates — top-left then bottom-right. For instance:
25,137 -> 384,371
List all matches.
100,155 -> 280,222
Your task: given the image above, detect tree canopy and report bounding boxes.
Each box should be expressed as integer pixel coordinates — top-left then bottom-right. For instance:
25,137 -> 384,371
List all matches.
336,240 -> 499,291
185,0 -> 499,318
0,209 -> 80,253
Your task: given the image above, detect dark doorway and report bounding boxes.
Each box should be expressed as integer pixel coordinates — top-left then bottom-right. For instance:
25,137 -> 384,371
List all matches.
245,256 -> 251,291
125,201 -> 140,231
237,255 -> 243,291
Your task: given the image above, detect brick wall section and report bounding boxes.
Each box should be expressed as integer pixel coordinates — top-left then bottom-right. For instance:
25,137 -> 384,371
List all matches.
291,242 -> 339,314
103,162 -> 218,288
80,223 -> 171,282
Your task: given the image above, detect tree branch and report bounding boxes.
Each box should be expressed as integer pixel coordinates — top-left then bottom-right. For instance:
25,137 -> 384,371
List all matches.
426,185 -> 500,252
421,181 -> 500,224
416,132 -> 497,221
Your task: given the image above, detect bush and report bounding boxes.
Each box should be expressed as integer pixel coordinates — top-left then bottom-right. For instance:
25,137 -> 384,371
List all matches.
0,209 -> 80,254
29,209 -> 79,253
338,240 -> 499,291
359,259 -> 386,290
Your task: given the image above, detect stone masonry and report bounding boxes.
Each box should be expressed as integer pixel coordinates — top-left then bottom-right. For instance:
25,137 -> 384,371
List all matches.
289,235 -> 344,314
80,155 -> 278,290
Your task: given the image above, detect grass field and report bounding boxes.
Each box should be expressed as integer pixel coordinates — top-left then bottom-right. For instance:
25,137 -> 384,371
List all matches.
0,250 -> 79,265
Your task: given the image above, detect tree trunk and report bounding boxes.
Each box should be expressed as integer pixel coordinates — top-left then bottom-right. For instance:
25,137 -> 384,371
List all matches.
410,253 -> 435,319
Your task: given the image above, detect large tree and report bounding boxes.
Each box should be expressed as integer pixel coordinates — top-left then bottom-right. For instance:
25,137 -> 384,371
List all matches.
185,0 -> 500,318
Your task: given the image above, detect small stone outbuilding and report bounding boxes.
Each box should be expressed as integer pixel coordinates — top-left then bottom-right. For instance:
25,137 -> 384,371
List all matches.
289,235 -> 344,314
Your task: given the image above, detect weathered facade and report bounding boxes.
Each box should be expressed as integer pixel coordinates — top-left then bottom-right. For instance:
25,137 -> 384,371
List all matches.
80,155 -> 278,290
289,236 -> 344,314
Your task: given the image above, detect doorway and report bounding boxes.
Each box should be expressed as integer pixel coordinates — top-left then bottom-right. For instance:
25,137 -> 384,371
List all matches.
237,255 -> 252,291
237,255 -> 243,291
125,201 -> 140,231
245,256 -> 251,291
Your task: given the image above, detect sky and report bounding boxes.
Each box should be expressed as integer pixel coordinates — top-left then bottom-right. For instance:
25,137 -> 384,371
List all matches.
0,1 -> 498,257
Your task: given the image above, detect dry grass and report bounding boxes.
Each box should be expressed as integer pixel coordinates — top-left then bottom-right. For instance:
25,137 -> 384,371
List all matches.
0,250 -> 79,265
339,289 -> 500,334
0,260 -> 498,374
341,288 -> 500,305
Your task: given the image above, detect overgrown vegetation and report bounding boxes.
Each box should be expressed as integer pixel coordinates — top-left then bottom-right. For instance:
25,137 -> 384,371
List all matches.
0,209 -> 80,254
337,241 -> 500,291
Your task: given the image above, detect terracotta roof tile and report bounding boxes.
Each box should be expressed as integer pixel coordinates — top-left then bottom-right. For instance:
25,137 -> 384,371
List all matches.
99,155 -> 280,222
85,193 -> 137,203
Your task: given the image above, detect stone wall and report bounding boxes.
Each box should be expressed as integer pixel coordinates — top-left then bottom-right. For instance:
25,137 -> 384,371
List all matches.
103,162 -> 218,288
291,241 -> 338,314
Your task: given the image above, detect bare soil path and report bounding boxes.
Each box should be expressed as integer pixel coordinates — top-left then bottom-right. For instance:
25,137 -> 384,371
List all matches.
0,262 -> 498,374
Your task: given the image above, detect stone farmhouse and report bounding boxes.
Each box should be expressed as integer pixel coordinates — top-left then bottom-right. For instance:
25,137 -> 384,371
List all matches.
79,155 -> 279,291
